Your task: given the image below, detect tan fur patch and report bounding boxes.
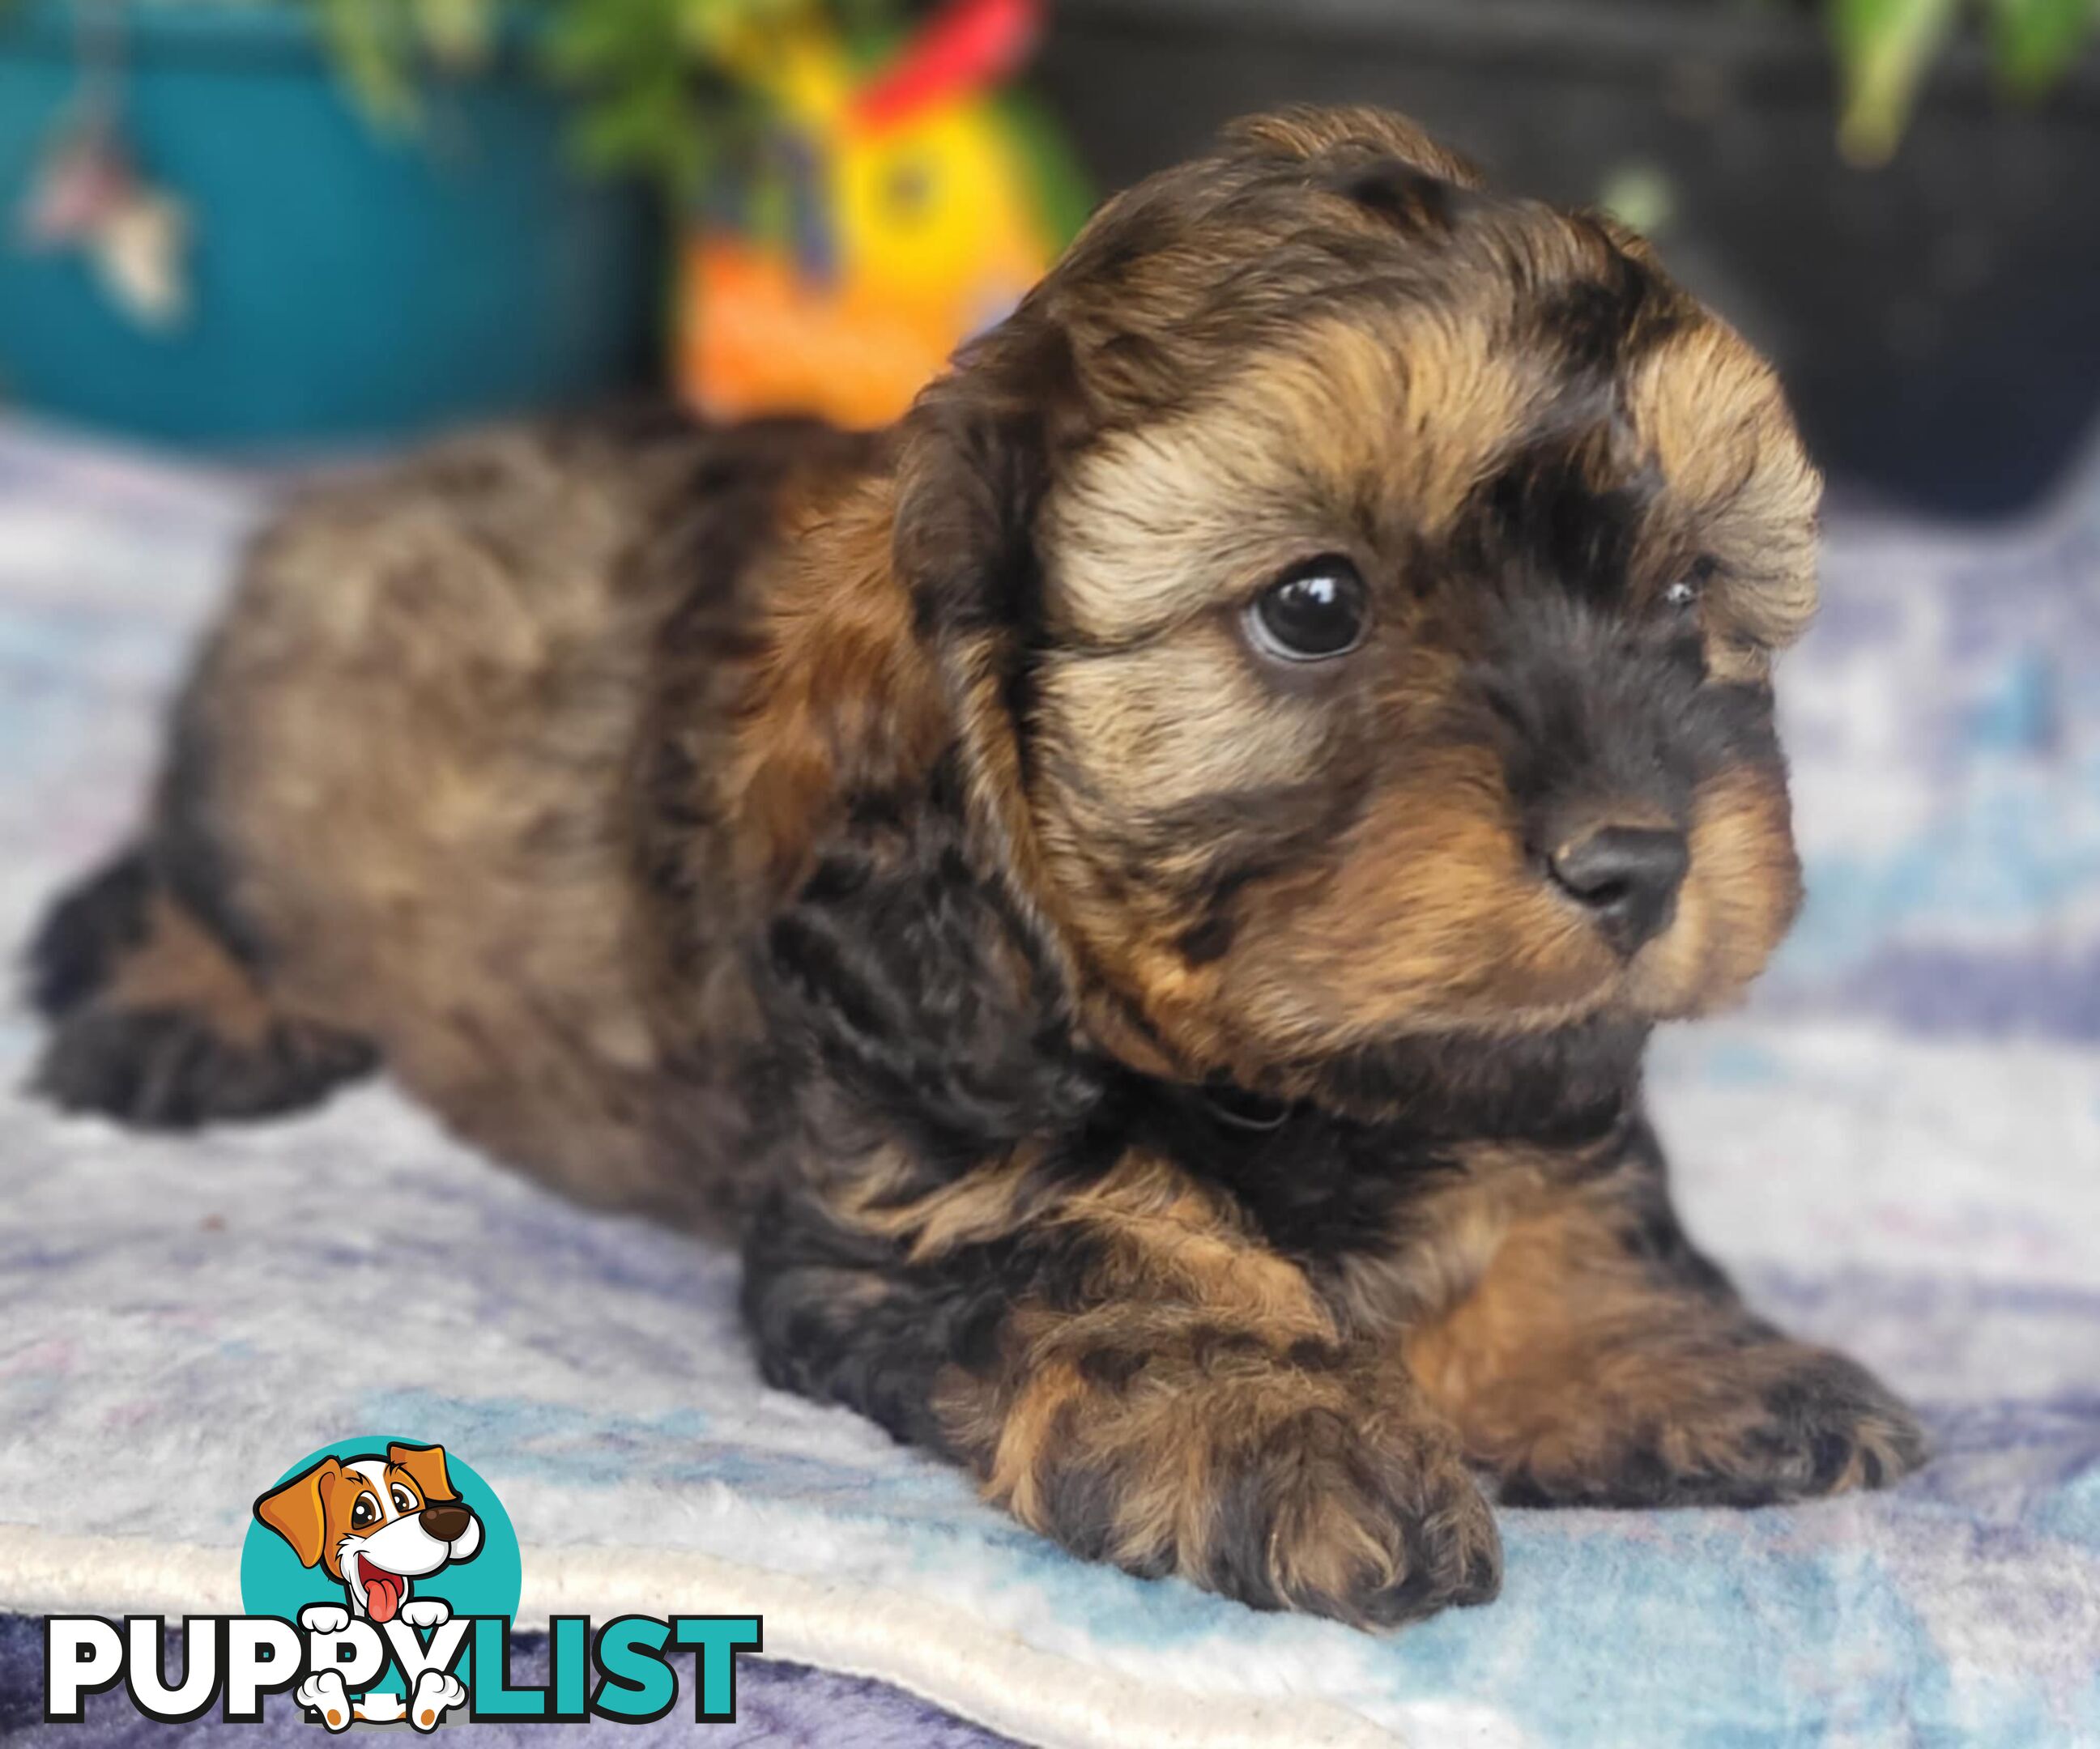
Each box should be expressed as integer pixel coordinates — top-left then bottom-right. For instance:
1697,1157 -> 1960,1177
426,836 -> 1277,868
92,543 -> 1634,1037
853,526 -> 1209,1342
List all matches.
1401,1180 -> 1915,1499
719,477 -> 949,897
827,1145 -> 1046,1264
104,895 -> 275,1046
1625,323 -> 1822,669
1325,1135 -> 1628,1332
1048,1151 -> 1336,1339
1629,763 -> 1802,1018
1045,311 -> 1539,646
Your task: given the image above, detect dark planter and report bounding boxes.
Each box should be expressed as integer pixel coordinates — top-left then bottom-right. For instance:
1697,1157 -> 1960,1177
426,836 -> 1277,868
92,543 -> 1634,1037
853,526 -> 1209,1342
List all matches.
1036,0 -> 2100,519
0,0 -> 664,449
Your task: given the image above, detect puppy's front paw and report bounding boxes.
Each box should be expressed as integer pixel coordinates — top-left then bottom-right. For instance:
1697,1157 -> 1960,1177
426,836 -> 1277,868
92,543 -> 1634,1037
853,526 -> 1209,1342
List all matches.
296,1671 -> 353,1733
991,1364 -> 1501,1631
1502,1342 -> 1927,1509
409,1670 -> 468,1731
1732,1347 -> 1928,1500
1217,1406 -> 1502,1628
398,1598 -> 451,1629
299,1603 -> 351,1636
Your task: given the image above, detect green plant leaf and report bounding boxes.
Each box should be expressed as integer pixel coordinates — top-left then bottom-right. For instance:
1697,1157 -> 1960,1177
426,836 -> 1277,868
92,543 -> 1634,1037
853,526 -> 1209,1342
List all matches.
313,0 -> 903,199
319,0 -> 420,126
542,0 -> 907,201
1831,0 -> 1961,164
1987,0 -> 2100,93
675,0 -> 809,61
413,0 -> 499,70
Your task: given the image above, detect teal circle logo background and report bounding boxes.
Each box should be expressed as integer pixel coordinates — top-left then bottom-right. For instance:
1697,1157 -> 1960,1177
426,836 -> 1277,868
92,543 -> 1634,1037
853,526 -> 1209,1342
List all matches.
241,1436 -> 521,1694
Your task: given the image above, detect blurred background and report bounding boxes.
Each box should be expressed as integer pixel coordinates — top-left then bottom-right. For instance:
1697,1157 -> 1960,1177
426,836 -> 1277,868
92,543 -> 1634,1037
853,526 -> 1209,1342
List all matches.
2,0 -> 2098,518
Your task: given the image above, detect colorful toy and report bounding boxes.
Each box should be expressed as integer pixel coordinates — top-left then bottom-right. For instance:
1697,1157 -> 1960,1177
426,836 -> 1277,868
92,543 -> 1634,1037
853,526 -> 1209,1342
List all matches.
679,0 -> 1084,429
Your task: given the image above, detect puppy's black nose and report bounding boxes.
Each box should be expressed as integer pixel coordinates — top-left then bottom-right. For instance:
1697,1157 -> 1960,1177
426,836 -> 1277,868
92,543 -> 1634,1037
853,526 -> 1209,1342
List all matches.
420,1502 -> 472,1542
1548,825 -> 1689,955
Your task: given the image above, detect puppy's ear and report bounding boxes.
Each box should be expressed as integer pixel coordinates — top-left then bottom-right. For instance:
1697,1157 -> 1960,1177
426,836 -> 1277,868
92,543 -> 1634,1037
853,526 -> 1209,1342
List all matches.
758,319 -> 1107,1159
386,1441 -> 458,1504
892,313 -> 1084,916
253,1457 -> 339,1568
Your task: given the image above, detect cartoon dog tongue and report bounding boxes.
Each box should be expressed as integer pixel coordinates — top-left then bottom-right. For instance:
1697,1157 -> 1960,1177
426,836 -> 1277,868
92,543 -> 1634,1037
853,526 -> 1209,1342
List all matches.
359,1555 -> 407,1624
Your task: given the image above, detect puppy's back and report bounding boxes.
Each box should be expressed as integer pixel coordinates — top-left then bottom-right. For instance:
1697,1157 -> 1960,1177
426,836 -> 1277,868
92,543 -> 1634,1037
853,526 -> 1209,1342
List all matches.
30,410 -> 870,1228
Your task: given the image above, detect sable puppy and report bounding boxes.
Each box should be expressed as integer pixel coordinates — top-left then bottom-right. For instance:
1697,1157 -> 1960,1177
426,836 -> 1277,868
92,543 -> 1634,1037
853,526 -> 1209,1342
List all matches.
29,107 -> 1925,1628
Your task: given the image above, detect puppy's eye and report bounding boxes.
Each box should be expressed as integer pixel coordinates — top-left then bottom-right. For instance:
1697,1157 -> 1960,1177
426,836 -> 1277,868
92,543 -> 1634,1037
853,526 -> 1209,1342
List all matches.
390,1484 -> 418,1514
1664,555 -> 1719,611
350,1495 -> 377,1529
1246,558 -> 1369,662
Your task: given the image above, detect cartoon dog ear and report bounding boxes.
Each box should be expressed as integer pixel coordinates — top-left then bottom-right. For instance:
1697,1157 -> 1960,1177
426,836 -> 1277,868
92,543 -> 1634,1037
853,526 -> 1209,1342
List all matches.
387,1441 -> 458,1504
253,1457 -> 339,1568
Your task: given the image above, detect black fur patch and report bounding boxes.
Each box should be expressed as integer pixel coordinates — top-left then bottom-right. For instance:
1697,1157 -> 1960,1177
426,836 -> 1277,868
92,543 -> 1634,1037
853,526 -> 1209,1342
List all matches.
1334,160 -> 1471,239
739,1189 -> 1015,1453
760,767 -> 1105,1170
34,1004 -> 377,1130
23,849 -> 154,1019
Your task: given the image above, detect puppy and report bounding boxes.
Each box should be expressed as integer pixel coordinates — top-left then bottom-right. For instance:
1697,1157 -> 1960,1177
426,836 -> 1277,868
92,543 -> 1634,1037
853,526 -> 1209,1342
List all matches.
32,107 -> 1924,1627
253,1442 -> 483,1626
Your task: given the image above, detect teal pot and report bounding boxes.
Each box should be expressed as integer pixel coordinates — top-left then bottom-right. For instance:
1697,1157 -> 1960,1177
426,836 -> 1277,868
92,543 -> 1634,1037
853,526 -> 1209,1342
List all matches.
0,0 -> 664,448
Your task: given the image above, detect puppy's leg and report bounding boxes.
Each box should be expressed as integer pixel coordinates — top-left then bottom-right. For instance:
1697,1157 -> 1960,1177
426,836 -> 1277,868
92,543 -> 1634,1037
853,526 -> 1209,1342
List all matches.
1404,1121 -> 1926,1508
27,848 -> 374,1129
743,1154 -> 1502,1628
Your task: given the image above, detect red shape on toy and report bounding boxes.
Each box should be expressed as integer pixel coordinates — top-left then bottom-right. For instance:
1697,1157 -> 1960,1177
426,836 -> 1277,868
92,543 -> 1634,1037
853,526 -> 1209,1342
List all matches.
853,0 -> 1042,133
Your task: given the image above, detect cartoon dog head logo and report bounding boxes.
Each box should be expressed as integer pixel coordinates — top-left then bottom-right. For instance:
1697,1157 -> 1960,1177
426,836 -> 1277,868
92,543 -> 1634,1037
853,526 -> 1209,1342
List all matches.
253,1442 -> 483,1625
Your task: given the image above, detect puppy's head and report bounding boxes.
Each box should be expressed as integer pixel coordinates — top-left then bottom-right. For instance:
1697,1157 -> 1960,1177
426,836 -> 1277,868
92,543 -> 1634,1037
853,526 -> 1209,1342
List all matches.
896,106 -> 1815,1115
253,1442 -> 482,1623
